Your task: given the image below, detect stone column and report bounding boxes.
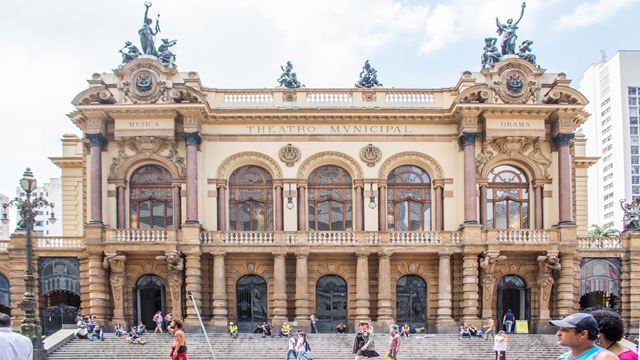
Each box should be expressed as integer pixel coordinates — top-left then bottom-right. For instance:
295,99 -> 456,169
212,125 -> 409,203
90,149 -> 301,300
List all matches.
105,253 -> 127,325
272,252 -> 288,326
217,183 -> 227,231
275,185 -> 283,231
462,253 -> 480,322
556,252 -> 577,317
437,252 -> 455,330
172,184 -> 182,227
479,251 -> 505,320
434,183 -> 444,231
87,133 -> 106,224
479,184 -> 487,229
355,252 -> 370,323
87,253 -> 110,324
377,252 -> 393,328
534,184 -> 544,228
355,184 -> 364,231
297,185 -> 307,231
211,253 -> 228,327
459,132 -> 479,224
295,252 -> 310,326
628,253 -> 640,334
184,253 -> 202,324
554,133 -> 575,225
184,132 -> 201,224
620,256 -> 631,329
116,184 -> 126,228
378,184 -> 387,231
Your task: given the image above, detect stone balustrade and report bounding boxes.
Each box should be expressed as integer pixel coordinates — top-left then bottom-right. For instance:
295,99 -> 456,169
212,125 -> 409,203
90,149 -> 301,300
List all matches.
306,231 -> 358,245
384,92 -> 434,104
389,231 -> 442,245
107,229 -> 171,242
0,242 -> 7,252
306,92 -> 353,104
223,231 -> 274,244
578,236 -> 622,249
495,229 -> 550,243
223,92 -> 274,104
35,237 -> 83,249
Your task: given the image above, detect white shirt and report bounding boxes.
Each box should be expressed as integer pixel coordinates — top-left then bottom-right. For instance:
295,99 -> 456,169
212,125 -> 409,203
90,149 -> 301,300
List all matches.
494,335 -> 508,351
288,336 -> 297,350
0,327 -> 33,360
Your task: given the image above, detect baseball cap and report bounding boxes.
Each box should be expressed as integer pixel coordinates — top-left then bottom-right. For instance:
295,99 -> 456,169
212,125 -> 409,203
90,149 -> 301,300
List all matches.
549,313 -> 599,334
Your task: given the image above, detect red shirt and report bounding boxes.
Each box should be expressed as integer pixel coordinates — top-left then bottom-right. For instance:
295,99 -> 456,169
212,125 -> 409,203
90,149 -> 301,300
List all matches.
389,334 -> 400,350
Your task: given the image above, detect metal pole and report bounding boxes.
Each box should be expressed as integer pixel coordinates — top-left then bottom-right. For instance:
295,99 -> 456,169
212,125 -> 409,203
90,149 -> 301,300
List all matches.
187,291 -> 216,360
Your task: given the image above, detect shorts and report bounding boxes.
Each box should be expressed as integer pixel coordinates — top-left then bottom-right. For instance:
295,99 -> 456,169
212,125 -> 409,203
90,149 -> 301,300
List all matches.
356,349 -> 380,357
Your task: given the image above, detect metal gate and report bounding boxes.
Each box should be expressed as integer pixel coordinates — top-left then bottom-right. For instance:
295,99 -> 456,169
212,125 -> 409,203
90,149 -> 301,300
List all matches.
236,275 -> 268,332
396,275 -> 427,329
42,304 -> 79,335
316,275 -> 348,332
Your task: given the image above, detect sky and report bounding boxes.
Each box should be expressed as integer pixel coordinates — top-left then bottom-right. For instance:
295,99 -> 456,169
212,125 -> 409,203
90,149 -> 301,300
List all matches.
0,0 -> 638,209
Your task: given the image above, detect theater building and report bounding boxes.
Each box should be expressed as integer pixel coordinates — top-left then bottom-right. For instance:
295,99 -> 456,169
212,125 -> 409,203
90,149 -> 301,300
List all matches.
1,54 -> 639,335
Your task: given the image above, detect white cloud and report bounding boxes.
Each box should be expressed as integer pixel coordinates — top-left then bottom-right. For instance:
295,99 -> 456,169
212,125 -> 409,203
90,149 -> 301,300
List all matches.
555,0 -> 635,30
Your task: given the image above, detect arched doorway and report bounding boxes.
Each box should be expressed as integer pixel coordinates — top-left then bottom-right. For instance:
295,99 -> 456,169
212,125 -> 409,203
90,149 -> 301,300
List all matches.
134,275 -> 166,329
579,258 -> 620,312
496,275 -> 530,331
0,273 -> 10,316
316,275 -> 348,332
236,275 -> 268,332
396,275 -> 427,329
39,258 -> 81,335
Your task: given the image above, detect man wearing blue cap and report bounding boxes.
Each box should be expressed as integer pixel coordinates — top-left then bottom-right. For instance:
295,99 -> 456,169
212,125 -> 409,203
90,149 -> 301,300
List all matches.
550,313 -> 617,360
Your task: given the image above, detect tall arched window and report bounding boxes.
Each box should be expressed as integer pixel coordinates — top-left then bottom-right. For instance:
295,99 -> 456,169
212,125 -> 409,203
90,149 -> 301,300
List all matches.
229,165 -> 273,231
130,165 -> 173,228
387,166 -> 431,231
486,165 -> 529,229
308,165 -> 352,231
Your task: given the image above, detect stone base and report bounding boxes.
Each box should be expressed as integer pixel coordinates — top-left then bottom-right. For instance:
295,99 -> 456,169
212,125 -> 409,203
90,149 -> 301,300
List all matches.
535,320 -> 555,334
434,319 -> 458,333
375,318 -> 394,332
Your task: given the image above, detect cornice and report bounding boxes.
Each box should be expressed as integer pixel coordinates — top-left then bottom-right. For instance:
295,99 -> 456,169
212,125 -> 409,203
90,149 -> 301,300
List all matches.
49,157 -> 84,169
574,156 -> 599,168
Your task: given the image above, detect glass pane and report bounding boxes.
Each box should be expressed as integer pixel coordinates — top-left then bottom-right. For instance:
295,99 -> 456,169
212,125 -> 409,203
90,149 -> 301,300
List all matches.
495,201 -> 507,229
139,201 -> 151,229
409,202 -> 422,230
486,203 -> 494,228
508,201 -> 521,229
397,201 -> 409,231
317,202 -> 329,231
522,202 -> 529,228
152,201 -> 165,228
331,201 -> 344,230
423,203 -> 431,231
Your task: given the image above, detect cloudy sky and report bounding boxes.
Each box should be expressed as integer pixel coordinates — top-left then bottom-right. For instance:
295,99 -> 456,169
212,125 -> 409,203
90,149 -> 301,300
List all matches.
0,0 -> 637,207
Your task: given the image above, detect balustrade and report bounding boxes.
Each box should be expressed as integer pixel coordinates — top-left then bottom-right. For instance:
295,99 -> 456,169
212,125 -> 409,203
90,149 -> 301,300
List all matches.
223,93 -> 274,104
223,231 -> 274,244
578,236 -> 622,249
108,229 -> 169,242
389,231 -> 442,245
306,92 -> 353,104
384,92 -> 434,104
0,242 -> 7,252
35,237 -> 83,248
495,229 -> 550,243
306,231 -> 358,245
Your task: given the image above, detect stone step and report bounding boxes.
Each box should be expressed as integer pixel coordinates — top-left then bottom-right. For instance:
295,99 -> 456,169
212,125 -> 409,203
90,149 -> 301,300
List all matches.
49,333 -> 565,360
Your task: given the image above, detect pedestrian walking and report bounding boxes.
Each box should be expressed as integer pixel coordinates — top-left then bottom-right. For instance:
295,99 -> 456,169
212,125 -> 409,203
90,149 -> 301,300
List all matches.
294,331 -> 312,360
387,327 -> 401,360
170,318 -> 187,360
503,309 -> 515,334
493,330 -> 508,360
153,310 -> 164,333
0,313 -> 33,360
591,309 -> 638,360
284,331 -> 298,360
353,321 -> 380,360
484,318 -> 495,340
309,314 -> 318,334
550,313 -> 618,360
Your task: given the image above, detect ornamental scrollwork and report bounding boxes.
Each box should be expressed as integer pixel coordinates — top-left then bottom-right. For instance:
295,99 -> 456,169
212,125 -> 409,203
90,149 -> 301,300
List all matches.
359,144 -> 382,167
108,136 -> 185,181
278,144 -> 301,167
478,136 -> 552,179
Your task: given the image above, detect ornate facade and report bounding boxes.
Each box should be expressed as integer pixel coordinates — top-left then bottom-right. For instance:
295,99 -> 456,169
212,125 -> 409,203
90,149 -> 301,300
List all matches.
2,55 -> 640,336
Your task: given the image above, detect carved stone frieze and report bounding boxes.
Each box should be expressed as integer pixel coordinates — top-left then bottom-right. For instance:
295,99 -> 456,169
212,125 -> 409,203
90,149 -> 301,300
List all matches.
278,143 -> 301,167
359,144 -> 382,167
492,137 -> 532,157
476,141 -> 495,176
156,251 -> 184,319
108,136 -> 185,181
477,136 -> 552,178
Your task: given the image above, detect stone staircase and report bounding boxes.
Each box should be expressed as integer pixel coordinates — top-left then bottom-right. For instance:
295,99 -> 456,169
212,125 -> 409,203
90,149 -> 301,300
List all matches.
49,333 -> 565,360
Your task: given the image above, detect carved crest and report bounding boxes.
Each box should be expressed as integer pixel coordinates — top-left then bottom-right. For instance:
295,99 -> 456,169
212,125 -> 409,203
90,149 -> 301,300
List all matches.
477,136 -> 551,179
108,136 -> 185,180
359,144 -> 382,167
278,143 -> 301,167
492,62 -> 540,104
492,137 -> 532,156
116,59 -> 175,104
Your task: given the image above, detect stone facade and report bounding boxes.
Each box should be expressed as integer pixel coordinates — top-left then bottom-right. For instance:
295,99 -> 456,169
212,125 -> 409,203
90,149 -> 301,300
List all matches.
1,56 -> 638,335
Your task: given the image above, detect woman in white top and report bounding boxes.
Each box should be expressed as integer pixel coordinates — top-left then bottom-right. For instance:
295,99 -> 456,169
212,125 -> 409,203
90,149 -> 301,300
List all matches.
494,330 -> 508,360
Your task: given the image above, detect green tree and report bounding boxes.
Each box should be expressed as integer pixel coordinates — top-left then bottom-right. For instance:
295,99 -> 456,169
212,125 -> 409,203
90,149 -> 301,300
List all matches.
588,223 -> 620,237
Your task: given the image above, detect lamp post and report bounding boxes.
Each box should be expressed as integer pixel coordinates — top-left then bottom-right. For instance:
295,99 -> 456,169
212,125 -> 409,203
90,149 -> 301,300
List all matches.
1,168 -> 56,360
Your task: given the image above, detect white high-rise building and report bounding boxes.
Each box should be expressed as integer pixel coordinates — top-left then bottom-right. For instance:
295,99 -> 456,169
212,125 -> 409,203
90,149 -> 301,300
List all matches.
0,194 -> 9,240
580,50 -> 640,230
15,178 -> 62,237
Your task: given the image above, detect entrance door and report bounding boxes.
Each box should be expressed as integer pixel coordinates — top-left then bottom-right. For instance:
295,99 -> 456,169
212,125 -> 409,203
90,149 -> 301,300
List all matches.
38,257 -> 81,335
236,275 -> 268,332
497,275 -> 530,331
134,275 -> 166,329
316,275 -> 348,332
396,275 -> 427,329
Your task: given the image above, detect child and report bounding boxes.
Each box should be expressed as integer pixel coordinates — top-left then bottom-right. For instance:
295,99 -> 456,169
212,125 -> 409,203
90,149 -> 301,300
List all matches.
494,330 -> 508,360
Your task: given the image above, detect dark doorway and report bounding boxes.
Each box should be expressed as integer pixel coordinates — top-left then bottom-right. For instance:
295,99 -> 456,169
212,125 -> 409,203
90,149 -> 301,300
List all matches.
396,275 -> 427,330
0,273 -> 9,316
39,257 -> 81,335
316,275 -> 348,332
580,258 -> 620,312
134,275 -> 166,329
236,275 -> 268,332
496,275 -> 530,331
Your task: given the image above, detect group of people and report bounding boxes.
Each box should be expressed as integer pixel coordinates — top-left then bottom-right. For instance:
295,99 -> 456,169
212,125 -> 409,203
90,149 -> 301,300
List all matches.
74,314 -> 105,341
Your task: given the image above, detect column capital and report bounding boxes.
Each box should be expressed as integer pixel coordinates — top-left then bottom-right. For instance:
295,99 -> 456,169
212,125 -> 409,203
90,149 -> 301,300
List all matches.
211,251 -> 226,258
458,131 -> 480,146
295,251 -> 309,259
272,251 -> 287,258
553,132 -> 575,147
182,131 -> 202,146
377,251 -> 393,258
355,251 -> 370,258
86,133 -> 107,148
438,251 -> 453,258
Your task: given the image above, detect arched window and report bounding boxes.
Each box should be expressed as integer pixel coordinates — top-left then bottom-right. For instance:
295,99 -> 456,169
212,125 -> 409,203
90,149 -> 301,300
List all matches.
486,165 -> 529,229
229,166 -> 273,231
236,275 -> 268,331
308,165 -> 352,231
0,273 -> 9,315
130,165 -> 173,229
316,275 -> 348,332
396,275 -> 427,328
387,166 -> 431,231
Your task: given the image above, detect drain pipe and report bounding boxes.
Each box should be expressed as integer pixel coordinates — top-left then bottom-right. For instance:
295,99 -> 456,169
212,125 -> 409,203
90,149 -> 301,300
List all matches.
186,291 -> 217,360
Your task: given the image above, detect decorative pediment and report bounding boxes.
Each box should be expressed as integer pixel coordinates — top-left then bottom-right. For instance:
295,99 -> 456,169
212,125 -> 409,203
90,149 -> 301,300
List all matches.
72,87 -> 116,106
477,136 -> 551,179
543,87 -> 588,105
455,85 -> 491,104
488,60 -> 542,104
169,86 -> 206,104
108,136 -> 185,181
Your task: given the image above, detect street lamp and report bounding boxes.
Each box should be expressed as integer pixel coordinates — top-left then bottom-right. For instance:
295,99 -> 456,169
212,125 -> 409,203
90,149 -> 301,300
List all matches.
1,168 -> 56,360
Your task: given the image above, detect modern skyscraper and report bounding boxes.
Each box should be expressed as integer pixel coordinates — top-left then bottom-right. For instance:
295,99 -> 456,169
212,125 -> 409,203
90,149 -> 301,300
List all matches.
580,50 -> 640,230
15,178 -> 62,237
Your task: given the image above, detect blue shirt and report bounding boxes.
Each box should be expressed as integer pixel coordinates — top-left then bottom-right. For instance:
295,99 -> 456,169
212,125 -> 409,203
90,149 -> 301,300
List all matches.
557,345 -> 605,360
505,312 -> 514,321
0,327 -> 33,360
